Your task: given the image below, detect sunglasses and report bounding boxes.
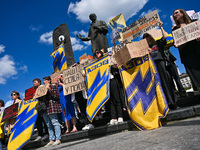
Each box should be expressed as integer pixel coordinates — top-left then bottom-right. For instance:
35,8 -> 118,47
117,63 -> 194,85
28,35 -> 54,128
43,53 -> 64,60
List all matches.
96,51 -> 100,55
11,93 -> 17,96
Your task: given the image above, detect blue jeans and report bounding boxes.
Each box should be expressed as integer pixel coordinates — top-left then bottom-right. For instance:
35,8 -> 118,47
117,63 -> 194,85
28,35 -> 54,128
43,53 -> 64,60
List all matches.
43,112 -> 61,141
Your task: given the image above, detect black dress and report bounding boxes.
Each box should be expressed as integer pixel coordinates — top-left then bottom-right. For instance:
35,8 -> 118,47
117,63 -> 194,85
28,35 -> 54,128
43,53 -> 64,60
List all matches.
150,38 -> 177,106
172,25 -> 200,88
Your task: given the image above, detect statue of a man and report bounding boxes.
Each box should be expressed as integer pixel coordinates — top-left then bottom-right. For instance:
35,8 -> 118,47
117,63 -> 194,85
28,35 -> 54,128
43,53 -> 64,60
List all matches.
76,13 -> 109,56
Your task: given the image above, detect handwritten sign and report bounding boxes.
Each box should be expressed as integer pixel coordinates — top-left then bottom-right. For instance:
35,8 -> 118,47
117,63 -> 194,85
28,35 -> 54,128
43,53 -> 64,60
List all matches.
114,39 -> 149,66
33,85 -> 48,99
122,10 -> 160,41
63,65 -> 86,95
1,103 -> 19,122
24,86 -> 38,100
172,21 -> 200,46
191,11 -> 200,20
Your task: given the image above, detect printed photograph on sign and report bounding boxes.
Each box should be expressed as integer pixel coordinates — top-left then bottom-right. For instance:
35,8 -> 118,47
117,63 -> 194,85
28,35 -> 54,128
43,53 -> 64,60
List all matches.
1,103 -> 19,122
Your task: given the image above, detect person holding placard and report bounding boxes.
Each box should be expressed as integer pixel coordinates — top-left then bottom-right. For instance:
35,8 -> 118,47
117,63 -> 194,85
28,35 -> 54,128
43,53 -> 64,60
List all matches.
143,22 -> 178,110
172,9 -> 200,92
94,49 -> 124,125
32,78 -> 49,142
6,91 -> 21,133
42,76 -> 62,147
57,74 -> 77,134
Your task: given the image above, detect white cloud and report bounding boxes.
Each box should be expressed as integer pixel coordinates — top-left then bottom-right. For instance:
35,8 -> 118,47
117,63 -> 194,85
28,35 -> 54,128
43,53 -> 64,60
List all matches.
70,37 -> 87,51
0,55 -> 17,84
68,0 -> 149,23
139,8 -> 161,18
29,25 -> 43,31
39,31 -> 53,44
0,45 -> 5,54
18,65 -> 28,73
73,30 -> 88,37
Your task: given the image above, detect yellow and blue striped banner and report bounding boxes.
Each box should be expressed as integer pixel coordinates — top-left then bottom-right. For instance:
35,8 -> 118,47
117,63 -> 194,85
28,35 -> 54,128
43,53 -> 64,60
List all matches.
108,13 -> 127,42
51,43 -> 67,72
7,99 -> 38,150
155,33 -> 174,49
84,54 -> 111,122
119,54 -> 169,130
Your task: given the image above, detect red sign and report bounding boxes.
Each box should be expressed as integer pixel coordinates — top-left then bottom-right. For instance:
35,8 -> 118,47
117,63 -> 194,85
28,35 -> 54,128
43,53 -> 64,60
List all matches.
1,103 -> 19,122
24,86 -> 38,100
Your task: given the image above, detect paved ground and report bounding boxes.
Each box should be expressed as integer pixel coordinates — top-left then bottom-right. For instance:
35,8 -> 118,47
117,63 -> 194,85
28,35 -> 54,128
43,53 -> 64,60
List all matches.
35,116 -> 200,150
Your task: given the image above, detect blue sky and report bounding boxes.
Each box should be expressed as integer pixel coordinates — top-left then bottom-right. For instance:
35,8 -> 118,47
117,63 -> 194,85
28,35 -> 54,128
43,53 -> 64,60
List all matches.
0,0 -> 199,103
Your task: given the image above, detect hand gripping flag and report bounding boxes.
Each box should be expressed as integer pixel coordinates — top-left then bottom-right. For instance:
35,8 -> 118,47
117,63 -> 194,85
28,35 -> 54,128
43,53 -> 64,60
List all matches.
7,99 -> 38,150
51,43 -> 67,72
108,13 -> 126,42
119,54 -> 169,130
84,54 -> 111,122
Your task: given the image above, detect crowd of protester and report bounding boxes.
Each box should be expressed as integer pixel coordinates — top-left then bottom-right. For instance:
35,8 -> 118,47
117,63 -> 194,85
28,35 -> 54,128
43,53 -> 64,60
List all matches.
0,8 -> 200,149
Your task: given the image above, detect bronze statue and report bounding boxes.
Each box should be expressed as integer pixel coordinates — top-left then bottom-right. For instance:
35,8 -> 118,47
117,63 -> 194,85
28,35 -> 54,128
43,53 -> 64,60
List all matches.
76,13 -> 109,56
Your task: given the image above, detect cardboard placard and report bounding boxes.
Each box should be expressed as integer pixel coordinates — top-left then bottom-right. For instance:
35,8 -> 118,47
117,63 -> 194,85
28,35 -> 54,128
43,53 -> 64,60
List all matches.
172,21 -> 200,46
114,39 -> 149,66
33,84 -> 48,99
122,10 -> 160,41
147,29 -> 168,40
1,103 -> 19,122
51,71 -> 61,83
24,86 -> 38,100
63,65 -> 86,95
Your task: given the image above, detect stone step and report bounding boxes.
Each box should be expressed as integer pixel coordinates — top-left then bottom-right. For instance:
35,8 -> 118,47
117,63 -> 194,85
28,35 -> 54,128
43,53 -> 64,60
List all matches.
23,104 -> 200,150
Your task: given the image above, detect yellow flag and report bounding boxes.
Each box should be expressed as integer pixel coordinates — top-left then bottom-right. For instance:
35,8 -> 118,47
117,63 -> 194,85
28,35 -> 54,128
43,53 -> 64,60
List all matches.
51,43 -> 67,72
108,13 -> 127,42
119,54 -> 169,130
84,54 -> 111,122
7,99 -> 38,150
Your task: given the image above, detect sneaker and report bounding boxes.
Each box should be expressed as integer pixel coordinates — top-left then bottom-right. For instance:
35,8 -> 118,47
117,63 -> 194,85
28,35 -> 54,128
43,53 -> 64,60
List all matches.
107,119 -> 118,125
118,117 -> 124,123
42,134 -> 49,140
34,136 -> 42,142
82,124 -> 94,130
44,141 -> 54,147
52,141 -> 61,146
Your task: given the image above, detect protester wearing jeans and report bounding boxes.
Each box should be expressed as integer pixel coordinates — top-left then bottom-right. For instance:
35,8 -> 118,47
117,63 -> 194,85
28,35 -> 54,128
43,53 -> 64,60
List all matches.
42,76 -> 62,147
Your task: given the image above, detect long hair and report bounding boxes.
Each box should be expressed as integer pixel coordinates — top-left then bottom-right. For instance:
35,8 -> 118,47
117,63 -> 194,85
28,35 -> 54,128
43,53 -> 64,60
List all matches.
173,9 -> 192,26
0,100 -> 5,107
11,91 -> 21,100
143,33 -> 157,48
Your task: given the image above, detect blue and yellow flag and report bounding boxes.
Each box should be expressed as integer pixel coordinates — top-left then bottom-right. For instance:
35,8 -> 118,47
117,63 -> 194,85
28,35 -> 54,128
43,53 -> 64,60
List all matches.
7,99 -> 38,150
155,34 -> 174,49
51,43 -> 67,72
108,13 -> 127,42
84,54 -> 111,122
119,54 -> 169,130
